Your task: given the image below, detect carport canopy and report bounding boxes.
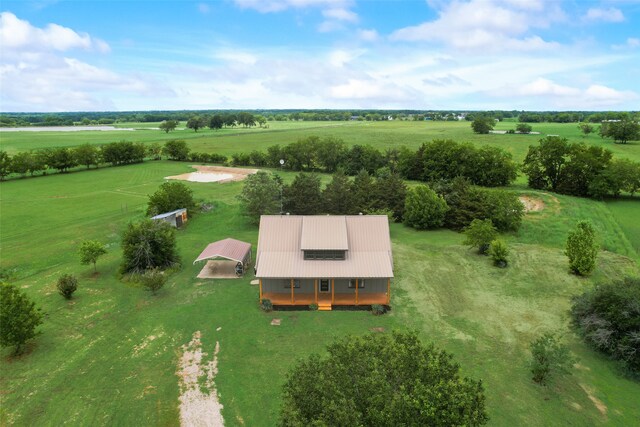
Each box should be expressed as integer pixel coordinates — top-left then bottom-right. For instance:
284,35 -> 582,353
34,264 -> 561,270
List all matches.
193,238 -> 252,266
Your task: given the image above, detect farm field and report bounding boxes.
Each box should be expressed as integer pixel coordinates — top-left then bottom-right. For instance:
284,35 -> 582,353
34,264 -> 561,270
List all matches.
1,155 -> 639,426
3,120 -> 639,164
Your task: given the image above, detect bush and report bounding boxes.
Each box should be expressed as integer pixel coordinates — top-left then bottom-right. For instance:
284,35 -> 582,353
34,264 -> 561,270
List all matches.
120,219 -> 180,274
139,268 -> 167,295
0,283 -> 43,354
279,331 -> 488,426
309,303 -> 318,311
463,219 -> 498,254
565,220 -> 598,276
489,239 -> 509,267
530,332 -> 573,385
146,181 -> 196,217
260,298 -> 273,312
570,277 -> 640,375
371,304 -> 386,315
163,139 -> 190,161
57,274 -> 78,299
404,184 -> 449,229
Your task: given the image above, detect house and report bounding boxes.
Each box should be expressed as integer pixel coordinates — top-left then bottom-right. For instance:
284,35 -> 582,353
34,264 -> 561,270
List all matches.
255,215 -> 393,310
151,208 -> 187,228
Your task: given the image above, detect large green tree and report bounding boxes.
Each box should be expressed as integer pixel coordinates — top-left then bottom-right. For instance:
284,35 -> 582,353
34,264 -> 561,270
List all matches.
322,170 -> 353,215
159,119 -> 179,133
186,116 -> 205,132
601,119 -> 640,144
0,283 -> 43,355
146,181 -> 196,217
404,184 -> 449,229
120,219 -> 180,274
283,173 -> 322,215
373,168 -> 407,221
565,220 -> 598,276
237,171 -> 282,224
163,139 -> 190,161
73,144 -> 100,169
471,116 -> 495,134
351,169 -> 375,214
279,331 -> 488,426
0,150 -> 11,180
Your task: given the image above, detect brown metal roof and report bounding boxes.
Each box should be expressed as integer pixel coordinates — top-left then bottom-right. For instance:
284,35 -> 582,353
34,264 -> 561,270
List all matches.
300,216 -> 349,250
256,215 -> 393,278
194,238 -> 252,265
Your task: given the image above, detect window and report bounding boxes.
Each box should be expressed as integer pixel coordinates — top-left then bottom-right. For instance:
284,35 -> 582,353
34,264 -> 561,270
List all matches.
284,279 -> 301,289
304,250 -> 346,260
348,279 -> 365,289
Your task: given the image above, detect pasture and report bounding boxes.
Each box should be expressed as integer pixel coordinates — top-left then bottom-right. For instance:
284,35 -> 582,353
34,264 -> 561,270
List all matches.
1,121 -> 639,426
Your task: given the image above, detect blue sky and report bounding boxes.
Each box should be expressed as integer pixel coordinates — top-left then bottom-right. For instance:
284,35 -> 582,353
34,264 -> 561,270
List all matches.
1,0 -> 639,112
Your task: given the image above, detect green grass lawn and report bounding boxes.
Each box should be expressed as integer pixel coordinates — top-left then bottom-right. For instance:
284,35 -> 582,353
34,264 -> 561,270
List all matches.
1,160 -> 639,426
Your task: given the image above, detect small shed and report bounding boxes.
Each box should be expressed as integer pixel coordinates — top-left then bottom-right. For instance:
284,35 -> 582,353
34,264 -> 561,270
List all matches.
194,238 -> 252,278
151,208 -> 187,228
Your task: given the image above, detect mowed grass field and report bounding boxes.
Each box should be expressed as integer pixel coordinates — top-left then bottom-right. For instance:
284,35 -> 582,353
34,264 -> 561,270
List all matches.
1,121 -> 639,425
1,158 -> 639,426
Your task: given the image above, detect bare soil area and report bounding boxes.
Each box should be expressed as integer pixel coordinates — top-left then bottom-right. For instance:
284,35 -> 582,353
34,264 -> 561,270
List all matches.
197,260 -> 241,279
176,331 -> 224,427
519,196 -> 545,213
166,165 -> 258,183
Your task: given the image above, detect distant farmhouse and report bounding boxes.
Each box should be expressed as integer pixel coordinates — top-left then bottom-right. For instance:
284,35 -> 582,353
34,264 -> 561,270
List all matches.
255,215 -> 393,311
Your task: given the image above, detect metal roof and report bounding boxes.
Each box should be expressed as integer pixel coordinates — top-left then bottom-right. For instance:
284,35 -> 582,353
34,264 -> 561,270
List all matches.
151,208 -> 187,220
193,238 -> 252,265
300,216 -> 349,250
256,215 -> 393,278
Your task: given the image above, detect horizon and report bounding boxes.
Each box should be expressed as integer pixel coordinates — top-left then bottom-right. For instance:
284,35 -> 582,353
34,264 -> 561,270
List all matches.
1,0 -> 639,112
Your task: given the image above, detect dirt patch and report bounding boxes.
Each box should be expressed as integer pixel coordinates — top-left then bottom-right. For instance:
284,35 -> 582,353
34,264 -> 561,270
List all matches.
197,260 -> 242,279
519,196 -> 545,213
271,319 -> 281,326
166,165 -> 258,184
370,327 -> 385,332
177,331 -> 224,427
580,384 -> 607,416
133,332 -> 164,357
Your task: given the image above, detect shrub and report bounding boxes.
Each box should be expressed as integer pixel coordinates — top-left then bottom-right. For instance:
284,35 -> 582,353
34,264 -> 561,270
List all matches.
489,239 -> 509,267
146,181 -> 196,217
570,277 -> 640,375
309,303 -> 318,311
529,332 -> 574,385
163,139 -> 190,161
404,184 -> 449,229
565,220 -> 598,276
260,298 -> 273,312
0,283 -> 43,354
139,268 -> 167,295
57,274 -> 78,299
120,219 -> 180,274
371,304 -> 386,315
463,219 -> 498,254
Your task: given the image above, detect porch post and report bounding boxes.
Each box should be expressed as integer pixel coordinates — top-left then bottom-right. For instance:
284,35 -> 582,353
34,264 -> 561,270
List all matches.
291,278 -> 294,304
259,279 -> 263,301
387,278 -> 390,304
314,279 -> 318,303
355,278 -> 359,305
331,279 -> 335,304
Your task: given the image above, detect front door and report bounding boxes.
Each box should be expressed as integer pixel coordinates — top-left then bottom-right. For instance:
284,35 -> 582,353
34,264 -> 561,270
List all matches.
319,279 -> 330,292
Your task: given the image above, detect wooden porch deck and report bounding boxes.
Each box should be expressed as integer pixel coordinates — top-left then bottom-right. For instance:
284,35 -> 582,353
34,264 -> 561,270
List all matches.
262,292 -> 388,306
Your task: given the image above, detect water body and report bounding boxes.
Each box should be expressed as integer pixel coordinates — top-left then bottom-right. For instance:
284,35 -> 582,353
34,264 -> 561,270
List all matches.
0,126 -> 136,132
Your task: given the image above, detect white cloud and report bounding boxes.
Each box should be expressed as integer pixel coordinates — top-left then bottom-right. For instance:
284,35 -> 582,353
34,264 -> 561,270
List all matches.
583,7 -> 624,23
390,0 -> 562,51
515,78 -> 580,96
357,29 -> 379,41
0,12 -> 110,52
322,7 -> 358,22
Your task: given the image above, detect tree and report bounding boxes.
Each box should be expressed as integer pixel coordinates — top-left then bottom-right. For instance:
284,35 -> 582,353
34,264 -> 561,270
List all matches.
163,139 -> 190,161
237,171 -> 282,224
209,114 -> 224,130
48,147 -> 77,173
0,150 -> 11,180
279,331 -> 488,426
9,152 -> 33,177
578,123 -> 594,137
322,170 -> 353,215
139,268 -> 167,295
516,123 -> 532,134
283,173 -> 322,215
570,277 -> 640,374
146,181 -> 196,217
464,219 -> 498,254
186,116 -> 205,132
530,333 -> 573,385
522,136 -> 571,191
79,240 -> 107,273
404,184 -> 449,229
0,283 -> 43,355
147,142 -> 163,160
120,219 -> 180,274
373,168 -> 407,221
351,169 -> 375,214
488,239 -> 509,267
73,144 -> 100,169
471,116 -> 494,134
601,119 -> 640,144
159,119 -> 178,133
57,274 -> 78,299
565,220 -> 598,276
